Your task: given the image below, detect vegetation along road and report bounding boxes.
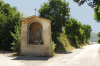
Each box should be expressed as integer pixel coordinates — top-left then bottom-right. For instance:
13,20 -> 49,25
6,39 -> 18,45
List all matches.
0,44 -> 100,66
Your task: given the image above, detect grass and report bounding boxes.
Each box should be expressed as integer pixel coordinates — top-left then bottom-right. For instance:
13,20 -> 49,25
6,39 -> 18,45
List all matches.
55,33 -> 89,53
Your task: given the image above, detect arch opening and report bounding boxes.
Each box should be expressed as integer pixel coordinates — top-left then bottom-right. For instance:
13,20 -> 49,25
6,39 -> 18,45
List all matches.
28,22 -> 43,45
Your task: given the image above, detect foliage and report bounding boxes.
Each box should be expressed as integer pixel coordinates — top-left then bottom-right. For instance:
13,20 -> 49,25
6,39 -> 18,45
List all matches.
83,24 -> 92,43
56,32 -> 87,52
38,0 -> 70,42
73,0 -> 100,8
50,40 -> 56,57
0,0 -> 23,50
56,32 -> 69,52
65,18 -> 81,43
97,38 -> 100,43
93,5 -> 100,23
11,21 -> 21,55
65,17 -> 92,44
97,32 -> 100,38
56,32 -> 77,52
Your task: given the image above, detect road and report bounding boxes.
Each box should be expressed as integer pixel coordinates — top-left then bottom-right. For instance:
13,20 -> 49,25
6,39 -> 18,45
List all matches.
0,44 -> 100,66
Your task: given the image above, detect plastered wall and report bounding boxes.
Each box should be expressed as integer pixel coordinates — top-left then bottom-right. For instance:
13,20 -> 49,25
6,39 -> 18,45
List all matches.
20,16 -> 51,56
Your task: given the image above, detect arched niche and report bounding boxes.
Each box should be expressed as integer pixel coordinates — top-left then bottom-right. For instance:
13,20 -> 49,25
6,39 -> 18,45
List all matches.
28,22 -> 43,45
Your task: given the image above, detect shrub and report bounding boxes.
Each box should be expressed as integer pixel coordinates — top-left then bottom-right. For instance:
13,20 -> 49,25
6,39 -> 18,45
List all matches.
97,38 -> 100,44
11,22 -> 21,55
50,40 -> 56,57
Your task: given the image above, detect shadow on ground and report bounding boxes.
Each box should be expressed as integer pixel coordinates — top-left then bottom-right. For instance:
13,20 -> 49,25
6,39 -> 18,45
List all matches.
56,51 -> 72,54
76,47 -> 83,49
0,51 -> 51,61
56,47 -> 84,54
0,51 -> 13,54
9,51 -> 73,60
8,55 -> 51,61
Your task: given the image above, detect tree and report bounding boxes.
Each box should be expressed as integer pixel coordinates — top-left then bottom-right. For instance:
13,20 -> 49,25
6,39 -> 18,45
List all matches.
93,5 -> 100,23
82,24 -> 92,43
97,32 -> 100,43
65,18 -> 80,43
97,32 -> 100,38
65,17 -> 92,44
0,0 -> 23,50
38,0 -> 70,42
73,0 -> 100,8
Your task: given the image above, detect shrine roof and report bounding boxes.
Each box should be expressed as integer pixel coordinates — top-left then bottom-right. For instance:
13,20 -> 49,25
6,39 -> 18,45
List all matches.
20,15 -> 51,23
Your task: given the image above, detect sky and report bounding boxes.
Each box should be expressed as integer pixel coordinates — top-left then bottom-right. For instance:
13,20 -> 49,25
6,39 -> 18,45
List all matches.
3,0 -> 100,34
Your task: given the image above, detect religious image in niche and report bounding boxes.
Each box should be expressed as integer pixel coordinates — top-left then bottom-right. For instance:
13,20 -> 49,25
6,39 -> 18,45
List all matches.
33,30 -> 43,45
35,30 -> 40,37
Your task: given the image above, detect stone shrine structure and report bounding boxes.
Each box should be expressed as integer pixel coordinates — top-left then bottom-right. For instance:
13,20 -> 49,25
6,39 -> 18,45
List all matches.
20,16 -> 51,56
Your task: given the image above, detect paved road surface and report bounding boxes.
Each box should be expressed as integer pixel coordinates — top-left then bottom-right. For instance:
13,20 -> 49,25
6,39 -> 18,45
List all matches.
0,44 -> 100,66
